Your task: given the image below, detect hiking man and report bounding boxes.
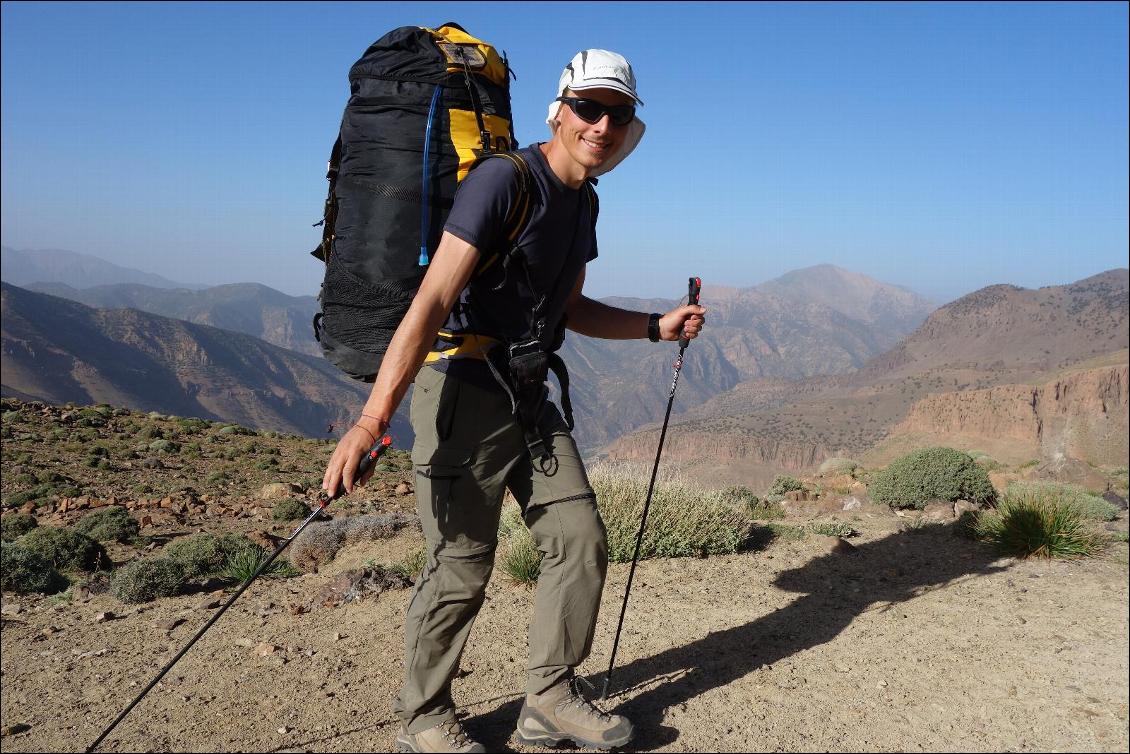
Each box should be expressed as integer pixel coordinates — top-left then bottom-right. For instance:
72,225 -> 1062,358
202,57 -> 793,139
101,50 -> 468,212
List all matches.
323,49 -> 706,753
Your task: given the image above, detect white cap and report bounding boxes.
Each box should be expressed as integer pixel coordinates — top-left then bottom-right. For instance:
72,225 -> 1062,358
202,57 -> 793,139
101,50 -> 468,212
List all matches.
546,49 -> 645,176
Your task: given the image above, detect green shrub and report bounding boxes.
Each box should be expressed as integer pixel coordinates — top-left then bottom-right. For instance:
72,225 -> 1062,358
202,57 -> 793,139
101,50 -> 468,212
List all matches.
162,534 -> 227,578
766,522 -> 807,541
809,521 -> 858,537
139,425 -> 165,440
974,484 -> 1108,559
591,464 -> 749,562
272,499 -> 310,522
74,506 -> 140,543
1,513 -> 39,542
1,543 -> 69,594
767,475 -> 804,497
1006,481 -> 1119,522
148,439 -> 180,454
17,527 -> 108,572
870,447 -> 996,510
499,526 -> 541,585
110,558 -> 186,603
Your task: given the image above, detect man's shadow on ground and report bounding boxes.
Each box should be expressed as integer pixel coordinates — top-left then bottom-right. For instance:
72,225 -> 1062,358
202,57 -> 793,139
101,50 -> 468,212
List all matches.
475,522 -> 1009,751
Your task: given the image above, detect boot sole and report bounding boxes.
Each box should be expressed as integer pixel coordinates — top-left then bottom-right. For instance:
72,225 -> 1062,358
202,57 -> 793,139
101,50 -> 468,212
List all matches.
516,730 -> 633,751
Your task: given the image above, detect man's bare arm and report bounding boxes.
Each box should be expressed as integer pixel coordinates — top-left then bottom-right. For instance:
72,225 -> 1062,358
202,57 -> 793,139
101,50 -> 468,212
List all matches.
565,267 -> 706,341
323,231 -> 480,494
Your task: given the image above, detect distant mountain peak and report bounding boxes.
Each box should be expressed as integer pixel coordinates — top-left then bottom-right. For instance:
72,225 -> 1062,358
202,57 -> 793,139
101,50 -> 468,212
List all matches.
1,246 -> 204,290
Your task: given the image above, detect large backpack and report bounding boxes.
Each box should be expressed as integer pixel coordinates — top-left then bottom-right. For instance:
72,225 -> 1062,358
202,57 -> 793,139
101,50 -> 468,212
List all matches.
311,23 -> 525,381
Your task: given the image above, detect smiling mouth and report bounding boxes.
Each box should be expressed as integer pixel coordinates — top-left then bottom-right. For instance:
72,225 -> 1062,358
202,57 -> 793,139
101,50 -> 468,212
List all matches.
583,138 -> 612,151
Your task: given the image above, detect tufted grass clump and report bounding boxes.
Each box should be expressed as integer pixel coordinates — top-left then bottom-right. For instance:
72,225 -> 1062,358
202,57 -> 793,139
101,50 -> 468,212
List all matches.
2,513 -> 39,542
17,527 -> 108,572
387,548 -> 428,582
496,502 -> 541,585
74,506 -> 140,543
590,463 -> 749,562
818,457 -> 860,477
973,483 -> 1108,559
272,498 -> 310,522
1,542 -> 69,594
110,558 -> 186,603
222,545 -> 299,584
870,447 -> 997,510
1005,481 -> 1119,522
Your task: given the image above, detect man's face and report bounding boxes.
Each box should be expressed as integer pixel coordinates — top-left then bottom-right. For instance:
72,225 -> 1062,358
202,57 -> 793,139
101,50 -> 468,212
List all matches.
553,87 -> 634,174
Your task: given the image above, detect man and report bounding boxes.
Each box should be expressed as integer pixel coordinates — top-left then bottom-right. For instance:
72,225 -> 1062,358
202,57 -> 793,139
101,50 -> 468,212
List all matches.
323,49 -> 706,753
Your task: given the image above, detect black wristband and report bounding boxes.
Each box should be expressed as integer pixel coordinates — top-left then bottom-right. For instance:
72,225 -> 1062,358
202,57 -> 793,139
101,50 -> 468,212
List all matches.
647,312 -> 662,342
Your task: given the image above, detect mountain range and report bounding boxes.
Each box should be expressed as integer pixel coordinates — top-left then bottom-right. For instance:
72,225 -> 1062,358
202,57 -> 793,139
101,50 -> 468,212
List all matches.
0,283 -> 410,440
1,246 -> 205,291
606,269 -> 1129,488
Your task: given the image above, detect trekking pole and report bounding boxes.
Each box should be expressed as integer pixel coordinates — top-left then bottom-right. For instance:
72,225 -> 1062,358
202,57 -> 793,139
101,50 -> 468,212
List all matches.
601,277 -> 701,701
85,436 -> 394,753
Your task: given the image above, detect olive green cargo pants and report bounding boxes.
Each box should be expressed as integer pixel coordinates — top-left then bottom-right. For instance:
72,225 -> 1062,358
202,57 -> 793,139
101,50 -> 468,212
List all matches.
392,365 -> 608,734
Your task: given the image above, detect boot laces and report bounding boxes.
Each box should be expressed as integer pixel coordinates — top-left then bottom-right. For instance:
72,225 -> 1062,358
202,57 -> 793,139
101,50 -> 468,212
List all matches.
564,677 -> 612,723
440,718 -> 473,748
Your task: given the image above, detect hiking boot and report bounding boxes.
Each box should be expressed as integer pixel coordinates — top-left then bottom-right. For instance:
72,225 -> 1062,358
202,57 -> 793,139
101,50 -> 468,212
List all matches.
516,678 -> 634,750
395,717 -> 486,753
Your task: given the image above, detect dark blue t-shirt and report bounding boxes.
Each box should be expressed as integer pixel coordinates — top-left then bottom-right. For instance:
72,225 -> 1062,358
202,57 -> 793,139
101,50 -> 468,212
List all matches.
434,144 -> 597,380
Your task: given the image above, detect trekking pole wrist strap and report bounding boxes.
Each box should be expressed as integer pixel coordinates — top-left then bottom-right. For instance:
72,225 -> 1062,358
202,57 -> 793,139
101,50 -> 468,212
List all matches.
647,312 -> 662,342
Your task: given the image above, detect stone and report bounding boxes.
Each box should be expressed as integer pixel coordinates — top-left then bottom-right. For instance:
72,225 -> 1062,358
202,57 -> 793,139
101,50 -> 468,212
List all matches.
1102,491 -> 1128,511
0,724 -> 31,737
0,604 -> 22,616
394,482 -> 412,496
921,500 -> 956,522
953,499 -> 979,518
93,611 -> 116,623
156,617 -> 185,632
259,482 -> 302,500
195,598 -> 221,610
255,642 -> 280,657
840,496 -> 863,511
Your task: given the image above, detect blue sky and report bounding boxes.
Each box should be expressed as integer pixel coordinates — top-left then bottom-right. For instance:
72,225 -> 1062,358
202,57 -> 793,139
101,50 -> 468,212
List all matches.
2,1 -> 1127,303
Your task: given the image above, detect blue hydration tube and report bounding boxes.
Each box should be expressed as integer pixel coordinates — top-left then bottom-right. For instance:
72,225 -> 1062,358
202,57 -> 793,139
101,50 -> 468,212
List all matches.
420,85 -> 443,267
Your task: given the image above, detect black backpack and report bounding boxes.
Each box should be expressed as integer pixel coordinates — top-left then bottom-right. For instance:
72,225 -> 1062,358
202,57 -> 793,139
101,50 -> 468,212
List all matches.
311,23 -> 525,381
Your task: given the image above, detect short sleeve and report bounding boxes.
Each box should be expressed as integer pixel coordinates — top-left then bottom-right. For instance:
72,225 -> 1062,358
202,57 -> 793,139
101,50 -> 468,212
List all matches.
443,157 -> 522,254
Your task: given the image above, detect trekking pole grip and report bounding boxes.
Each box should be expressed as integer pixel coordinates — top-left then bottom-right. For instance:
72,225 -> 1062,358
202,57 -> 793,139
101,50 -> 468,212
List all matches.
678,277 -> 702,348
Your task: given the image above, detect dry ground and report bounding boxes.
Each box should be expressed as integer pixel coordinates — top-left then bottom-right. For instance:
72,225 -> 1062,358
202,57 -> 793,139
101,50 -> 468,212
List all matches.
3,512 -> 1128,753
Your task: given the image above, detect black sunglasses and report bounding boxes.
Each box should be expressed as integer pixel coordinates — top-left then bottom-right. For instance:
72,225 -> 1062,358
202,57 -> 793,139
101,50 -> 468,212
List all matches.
556,96 -> 635,127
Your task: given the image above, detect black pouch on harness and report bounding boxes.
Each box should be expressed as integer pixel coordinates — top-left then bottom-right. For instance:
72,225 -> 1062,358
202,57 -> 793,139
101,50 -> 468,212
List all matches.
482,337 -> 575,469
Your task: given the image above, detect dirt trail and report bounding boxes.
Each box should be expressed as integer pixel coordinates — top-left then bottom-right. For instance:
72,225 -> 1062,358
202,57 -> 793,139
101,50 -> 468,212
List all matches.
2,521 -> 1128,753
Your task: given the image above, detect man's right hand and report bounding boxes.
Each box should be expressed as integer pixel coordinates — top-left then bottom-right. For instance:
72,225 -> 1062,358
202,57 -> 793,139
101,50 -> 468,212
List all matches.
322,417 -> 388,498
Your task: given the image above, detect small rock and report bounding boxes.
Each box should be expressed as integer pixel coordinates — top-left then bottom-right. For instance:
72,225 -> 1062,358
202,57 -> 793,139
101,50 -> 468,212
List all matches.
0,604 -> 22,616
195,598 -> 221,610
840,496 -> 862,511
156,617 -> 186,632
259,482 -> 302,500
278,727 -> 290,735
394,482 -> 412,496
255,642 -> 280,657
332,632 -> 344,641
878,679 -> 888,688
233,638 -> 254,648
1,724 -> 32,737
93,611 -> 116,623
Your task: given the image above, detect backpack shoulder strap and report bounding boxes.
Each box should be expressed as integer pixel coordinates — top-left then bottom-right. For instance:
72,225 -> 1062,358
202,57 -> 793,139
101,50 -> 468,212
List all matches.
469,151 -> 533,276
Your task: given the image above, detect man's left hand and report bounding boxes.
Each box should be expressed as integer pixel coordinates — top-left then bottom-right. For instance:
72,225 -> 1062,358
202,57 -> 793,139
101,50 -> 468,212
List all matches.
660,305 -> 706,342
